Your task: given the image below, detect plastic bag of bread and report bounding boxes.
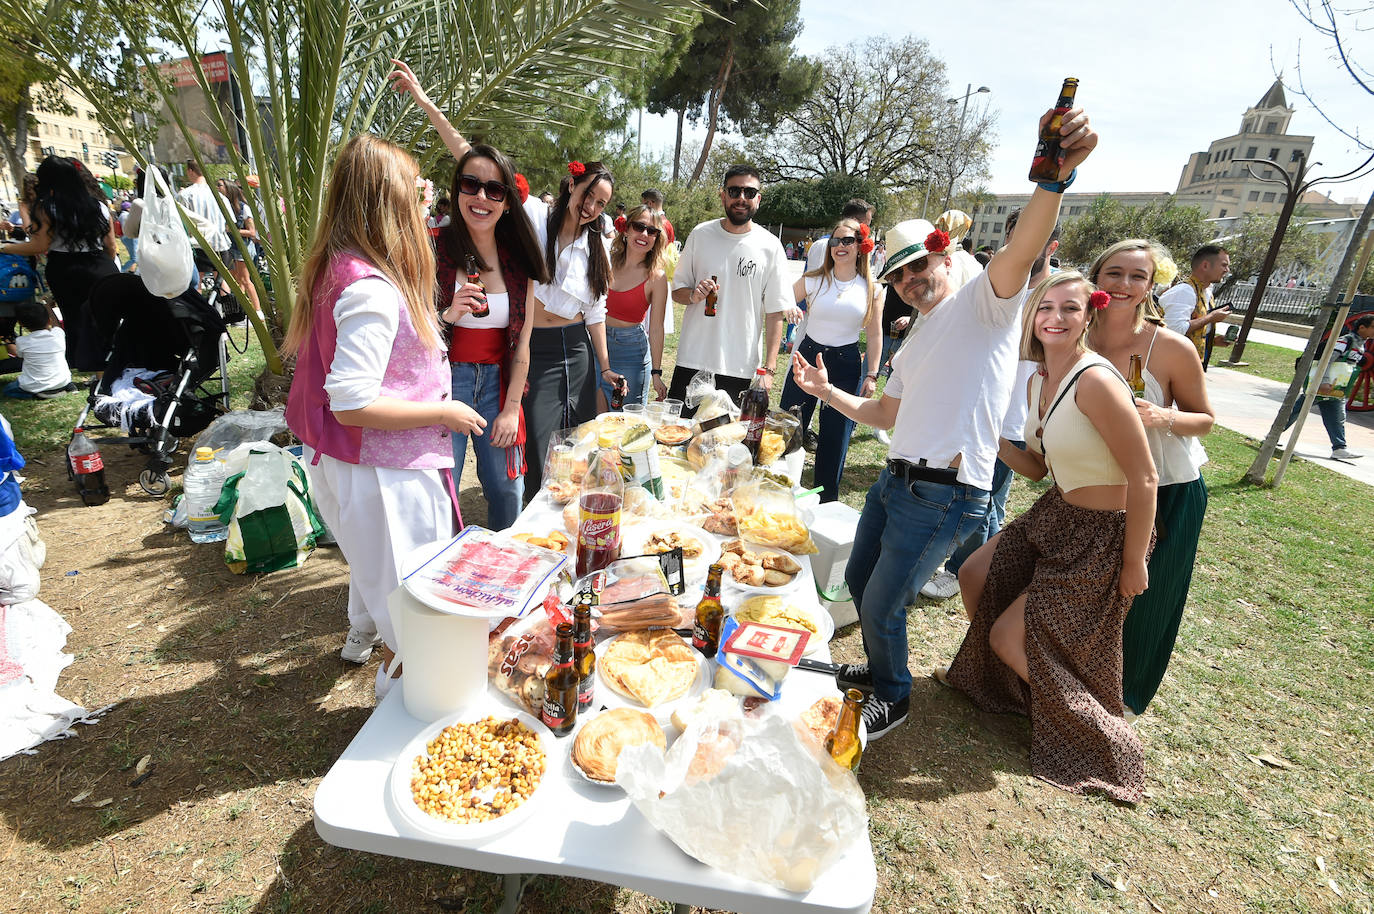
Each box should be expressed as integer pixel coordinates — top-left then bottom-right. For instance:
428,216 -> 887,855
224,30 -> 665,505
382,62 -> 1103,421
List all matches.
731,478 -> 818,554
542,426 -> 598,502
616,700 -> 868,892
487,593 -> 575,715
685,370 -> 740,432
686,422 -> 745,470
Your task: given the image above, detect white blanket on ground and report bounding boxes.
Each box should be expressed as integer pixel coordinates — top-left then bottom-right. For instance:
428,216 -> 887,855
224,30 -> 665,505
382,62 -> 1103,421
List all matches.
0,598 -> 108,760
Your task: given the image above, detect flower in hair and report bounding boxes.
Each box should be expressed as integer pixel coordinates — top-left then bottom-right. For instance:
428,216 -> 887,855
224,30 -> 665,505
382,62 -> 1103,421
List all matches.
924,229 -> 951,254
514,172 -> 530,204
614,215 -> 628,234
1089,290 -> 1111,311
1153,256 -> 1178,287
860,238 -> 875,255
858,223 -> 871,240
415,175 -> 435,209
567,161 -> 586,177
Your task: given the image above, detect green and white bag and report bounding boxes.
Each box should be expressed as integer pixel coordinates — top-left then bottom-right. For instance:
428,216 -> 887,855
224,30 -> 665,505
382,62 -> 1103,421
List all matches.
214,445 -> 325,574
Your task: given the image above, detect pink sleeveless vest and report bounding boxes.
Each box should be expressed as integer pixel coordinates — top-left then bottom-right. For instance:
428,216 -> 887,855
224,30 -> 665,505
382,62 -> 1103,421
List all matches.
286,252 -> 453,470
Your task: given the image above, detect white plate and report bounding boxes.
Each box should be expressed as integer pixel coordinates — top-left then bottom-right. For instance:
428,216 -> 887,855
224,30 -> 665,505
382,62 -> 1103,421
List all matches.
622,521 -> 721,582
565,707 -> 671,789
728,596 -> 834,657
718,541 -> 804,596
388,707 -> 559,843
594,632 -> 712,727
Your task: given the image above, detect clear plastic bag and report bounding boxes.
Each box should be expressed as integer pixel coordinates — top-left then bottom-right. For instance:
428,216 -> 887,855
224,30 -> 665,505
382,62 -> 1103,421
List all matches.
137,165 -> 194,298
732,478 -> 818,554
686,370 -> 740,430
616,702 -> 868,892
195,408 -> 289,454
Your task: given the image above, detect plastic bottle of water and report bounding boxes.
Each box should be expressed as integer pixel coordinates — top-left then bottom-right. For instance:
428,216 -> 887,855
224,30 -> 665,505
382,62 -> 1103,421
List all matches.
185,446 -> 229,543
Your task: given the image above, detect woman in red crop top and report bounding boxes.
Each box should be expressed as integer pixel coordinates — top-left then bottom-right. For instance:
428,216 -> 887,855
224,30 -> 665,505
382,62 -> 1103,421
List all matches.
600,205 -> 670,406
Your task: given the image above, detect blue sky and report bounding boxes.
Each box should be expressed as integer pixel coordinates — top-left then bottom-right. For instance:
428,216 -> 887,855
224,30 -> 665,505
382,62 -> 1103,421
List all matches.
641,0 -> 1373,203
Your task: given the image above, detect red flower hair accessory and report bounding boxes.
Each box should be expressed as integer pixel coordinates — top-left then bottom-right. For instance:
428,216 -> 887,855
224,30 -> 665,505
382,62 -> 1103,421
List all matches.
860,238 -> 875,255
567,161 -> 586,177
614,215 -> 628,234
514,172 -> 530,204
858,223 -> 871,240
924,229 -> 951,254
1089,290 -> 1111,311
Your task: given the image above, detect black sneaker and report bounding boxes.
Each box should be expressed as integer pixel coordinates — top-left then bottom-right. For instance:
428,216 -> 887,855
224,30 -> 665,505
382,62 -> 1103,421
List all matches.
860,694 -> 910,740
836,662 -> 873,692
802,429 -> 819,451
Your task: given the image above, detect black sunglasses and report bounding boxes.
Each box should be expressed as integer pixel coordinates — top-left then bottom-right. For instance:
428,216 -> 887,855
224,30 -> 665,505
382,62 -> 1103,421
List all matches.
628,219 -> 661,238
458,174 -> 508,203
724,185 -> 760,200
830,236 -> 859,247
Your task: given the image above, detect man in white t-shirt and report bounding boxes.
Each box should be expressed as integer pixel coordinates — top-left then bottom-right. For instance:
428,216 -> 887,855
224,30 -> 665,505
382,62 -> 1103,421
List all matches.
668,165 -> 795,407
1159,244 -> 1231,369
176,160 -> 231,264
789,105 -> 1099,738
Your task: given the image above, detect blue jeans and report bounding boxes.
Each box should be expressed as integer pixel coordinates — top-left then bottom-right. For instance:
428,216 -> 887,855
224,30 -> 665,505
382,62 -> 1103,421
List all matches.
1285,390 -> 1347,450
779,336 -> 862,502
451,361 -> 524,530
2,380 -> 37,399
946,440 -> 1023,575
846,467 -> 990,700
597,324 -> 651,407
120,237 -> 138,272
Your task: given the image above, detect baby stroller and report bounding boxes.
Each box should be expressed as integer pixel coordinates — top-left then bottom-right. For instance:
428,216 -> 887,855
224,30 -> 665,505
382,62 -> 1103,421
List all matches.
73,273 -> 230,495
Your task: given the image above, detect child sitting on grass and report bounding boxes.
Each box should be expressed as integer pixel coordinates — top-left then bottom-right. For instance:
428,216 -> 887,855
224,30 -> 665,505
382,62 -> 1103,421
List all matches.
0,303 -> 76,399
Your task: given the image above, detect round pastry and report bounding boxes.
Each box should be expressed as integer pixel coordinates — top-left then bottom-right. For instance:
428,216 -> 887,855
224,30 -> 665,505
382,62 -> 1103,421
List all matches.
572,708 -> 666,783
655,424 -> 692,446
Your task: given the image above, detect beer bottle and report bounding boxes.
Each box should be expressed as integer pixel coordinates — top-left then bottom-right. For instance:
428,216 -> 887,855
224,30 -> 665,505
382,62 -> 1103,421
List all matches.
541,623 -> 579,736
1127,353 -> 1146,398
1028,78 -> 1079,183
691,564 -> 725,657
825,688 -> 865,771
465,253 -> 490,318
573,595 -> 596,713
704,275 -> 719,317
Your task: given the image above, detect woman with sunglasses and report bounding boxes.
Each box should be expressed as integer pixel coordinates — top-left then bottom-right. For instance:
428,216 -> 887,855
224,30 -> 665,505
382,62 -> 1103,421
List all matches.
777,218 -> 882,501
603,205 -> 670,406
388,60 -> 554,526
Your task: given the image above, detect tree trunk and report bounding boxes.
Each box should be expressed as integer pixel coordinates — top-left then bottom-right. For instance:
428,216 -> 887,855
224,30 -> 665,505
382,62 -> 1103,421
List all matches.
1,89 -> 32,197
686,40 -> 735,189
672,107 -> 684,183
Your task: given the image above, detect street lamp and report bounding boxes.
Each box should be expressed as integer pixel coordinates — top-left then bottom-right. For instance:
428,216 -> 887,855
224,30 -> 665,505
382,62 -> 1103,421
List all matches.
943,84 -> 990,214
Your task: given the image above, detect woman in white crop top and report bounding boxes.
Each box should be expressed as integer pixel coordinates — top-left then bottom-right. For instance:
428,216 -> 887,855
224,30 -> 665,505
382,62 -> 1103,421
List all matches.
941,271 -> 1157,804
777,218 -> 882,502
1087,239 -> 1216,717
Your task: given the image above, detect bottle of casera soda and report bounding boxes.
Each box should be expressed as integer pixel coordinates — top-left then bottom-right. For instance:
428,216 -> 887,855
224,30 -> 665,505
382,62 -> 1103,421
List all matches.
68,427 -> 109,507
576,449 -> 623,578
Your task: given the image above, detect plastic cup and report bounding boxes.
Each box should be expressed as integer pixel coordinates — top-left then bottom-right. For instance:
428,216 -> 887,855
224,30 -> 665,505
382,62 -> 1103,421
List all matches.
645,401 -> 667,427
623,403 -> 647,425
663,399 -> 684,423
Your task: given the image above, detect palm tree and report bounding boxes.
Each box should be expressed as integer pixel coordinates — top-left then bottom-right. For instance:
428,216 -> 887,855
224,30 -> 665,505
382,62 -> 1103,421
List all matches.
18,0 -> 703,373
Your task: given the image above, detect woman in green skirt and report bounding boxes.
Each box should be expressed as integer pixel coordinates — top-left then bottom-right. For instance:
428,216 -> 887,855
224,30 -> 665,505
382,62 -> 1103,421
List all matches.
1087,239 -> 1215,716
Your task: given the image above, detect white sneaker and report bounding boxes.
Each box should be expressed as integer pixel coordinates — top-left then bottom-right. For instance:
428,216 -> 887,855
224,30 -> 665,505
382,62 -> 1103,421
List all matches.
341,627 -> 381,664
874,429 -> 891,446
921,570 -> 960,600
1331,447 -> 1362,460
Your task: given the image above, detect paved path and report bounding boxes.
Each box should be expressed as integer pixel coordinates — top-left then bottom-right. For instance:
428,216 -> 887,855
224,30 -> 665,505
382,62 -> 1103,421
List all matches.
1205,338 -> 1374,487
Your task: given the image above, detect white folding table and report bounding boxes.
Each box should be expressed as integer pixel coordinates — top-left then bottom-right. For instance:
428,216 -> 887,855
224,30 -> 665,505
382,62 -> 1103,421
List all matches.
314,496 -> 875,913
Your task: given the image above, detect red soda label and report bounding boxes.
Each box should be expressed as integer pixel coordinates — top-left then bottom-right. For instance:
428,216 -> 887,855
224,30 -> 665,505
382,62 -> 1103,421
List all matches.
71,452 -> 104,474
577,493 -> 621,551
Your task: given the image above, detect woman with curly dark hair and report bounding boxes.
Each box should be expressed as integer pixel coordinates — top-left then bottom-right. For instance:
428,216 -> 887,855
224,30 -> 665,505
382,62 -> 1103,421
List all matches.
0,156 -> 118,370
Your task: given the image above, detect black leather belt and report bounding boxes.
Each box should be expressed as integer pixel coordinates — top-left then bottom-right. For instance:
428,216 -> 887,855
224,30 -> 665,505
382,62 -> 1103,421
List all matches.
887,458 -> 959,485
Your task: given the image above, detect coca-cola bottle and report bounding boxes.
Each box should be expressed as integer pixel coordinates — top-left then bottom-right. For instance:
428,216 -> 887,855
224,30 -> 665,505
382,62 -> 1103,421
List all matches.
575,449 -> 623,578
68,427 -> 109,506
739,368 -> 770,462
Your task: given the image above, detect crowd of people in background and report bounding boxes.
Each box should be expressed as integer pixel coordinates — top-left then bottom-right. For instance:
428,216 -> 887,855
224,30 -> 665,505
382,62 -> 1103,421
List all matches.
1,66 -> 1366,807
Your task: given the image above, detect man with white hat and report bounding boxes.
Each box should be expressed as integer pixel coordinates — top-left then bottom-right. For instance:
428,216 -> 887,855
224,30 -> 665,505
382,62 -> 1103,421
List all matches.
790,105 -> 1098,738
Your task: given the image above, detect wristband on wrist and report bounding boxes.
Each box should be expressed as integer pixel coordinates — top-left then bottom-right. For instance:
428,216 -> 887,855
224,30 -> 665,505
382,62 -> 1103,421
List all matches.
1036,167 -> 1077,194
650,368 -> 662,376
866,372 -> 879,380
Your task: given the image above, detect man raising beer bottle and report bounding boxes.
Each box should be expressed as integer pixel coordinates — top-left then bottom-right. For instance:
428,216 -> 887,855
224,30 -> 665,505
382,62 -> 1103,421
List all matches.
789,101 -> 1099,739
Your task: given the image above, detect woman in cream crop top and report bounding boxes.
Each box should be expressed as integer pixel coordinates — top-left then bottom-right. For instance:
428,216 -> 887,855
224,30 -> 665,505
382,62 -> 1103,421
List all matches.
1025,354 -> 1128,492
996,272 -> 1157,595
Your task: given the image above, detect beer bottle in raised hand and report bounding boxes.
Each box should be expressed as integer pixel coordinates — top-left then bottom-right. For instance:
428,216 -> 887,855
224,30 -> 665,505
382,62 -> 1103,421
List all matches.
1028,78 -> 1079,183
465,253 -> 490,318
704,275 -> 719,317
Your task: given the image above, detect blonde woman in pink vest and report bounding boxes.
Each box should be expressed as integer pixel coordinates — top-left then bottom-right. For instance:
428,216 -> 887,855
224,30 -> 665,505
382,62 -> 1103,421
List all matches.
284,134 -> 486,698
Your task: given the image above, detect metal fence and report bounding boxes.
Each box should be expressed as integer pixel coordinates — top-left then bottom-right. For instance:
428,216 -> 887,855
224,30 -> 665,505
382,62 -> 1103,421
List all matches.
1214,282 -> 1325,325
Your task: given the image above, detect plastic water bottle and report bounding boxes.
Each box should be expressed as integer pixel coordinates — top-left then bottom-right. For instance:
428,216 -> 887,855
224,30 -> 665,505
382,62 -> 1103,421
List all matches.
185,446 -> 229,543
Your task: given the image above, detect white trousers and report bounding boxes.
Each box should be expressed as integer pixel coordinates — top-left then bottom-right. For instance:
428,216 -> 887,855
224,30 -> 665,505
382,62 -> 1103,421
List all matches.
304,450 -> 453,655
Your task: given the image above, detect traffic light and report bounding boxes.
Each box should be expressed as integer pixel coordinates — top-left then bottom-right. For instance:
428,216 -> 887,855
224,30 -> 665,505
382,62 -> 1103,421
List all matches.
101,151 -> 119,170
82,142 -> 89,159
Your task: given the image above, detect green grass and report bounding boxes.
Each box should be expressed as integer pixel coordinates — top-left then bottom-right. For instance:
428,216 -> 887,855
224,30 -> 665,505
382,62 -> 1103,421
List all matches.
1219,339 -> 1304,386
